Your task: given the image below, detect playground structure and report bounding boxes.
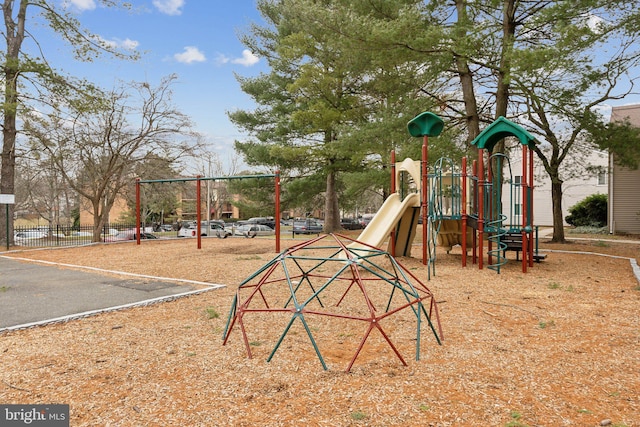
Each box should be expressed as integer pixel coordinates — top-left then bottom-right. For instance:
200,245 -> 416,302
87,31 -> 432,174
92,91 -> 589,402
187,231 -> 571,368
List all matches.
220,112 -> 541,370
222,233 -> 443,372
350,112 -> 541,274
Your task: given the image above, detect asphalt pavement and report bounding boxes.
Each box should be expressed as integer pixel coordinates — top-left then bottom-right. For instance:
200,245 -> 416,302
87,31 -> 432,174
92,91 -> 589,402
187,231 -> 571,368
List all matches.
0,256 -> 219,332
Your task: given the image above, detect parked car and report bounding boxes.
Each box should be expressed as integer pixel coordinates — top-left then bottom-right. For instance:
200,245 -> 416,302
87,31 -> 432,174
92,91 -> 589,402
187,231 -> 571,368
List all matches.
157,224 -> 174,232
105,231 -> 159,242
178,220 -> 230,238
340,218 -> 364,230
359,214 -> 374,228
245,217 -> 276,229
292,219 -> 323,235
14,230 -> 47,240
233,224 -> 275,238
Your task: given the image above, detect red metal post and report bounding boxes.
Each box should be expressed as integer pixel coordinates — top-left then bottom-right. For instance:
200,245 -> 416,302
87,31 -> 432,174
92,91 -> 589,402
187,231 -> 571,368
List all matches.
472,160 -> 478,265
196,175 -> 202,250
275,170 -> 281,253
461,157 -> 467,267
135,178 -> 141,245
521,145 -> 528,272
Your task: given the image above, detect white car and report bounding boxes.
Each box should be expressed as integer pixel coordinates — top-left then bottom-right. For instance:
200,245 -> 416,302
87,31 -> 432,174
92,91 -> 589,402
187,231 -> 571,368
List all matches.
178,221 -> 231,238
14,230 -> 47,240
233,224 -> 275,238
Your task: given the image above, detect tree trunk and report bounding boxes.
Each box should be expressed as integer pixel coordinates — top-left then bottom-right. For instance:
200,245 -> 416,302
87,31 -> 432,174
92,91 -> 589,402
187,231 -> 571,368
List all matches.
550,179 -> 566,243
454,0 -> 481,145
324,170 -> 340,233
1,0 -> 28,247
493,0 -> 517,157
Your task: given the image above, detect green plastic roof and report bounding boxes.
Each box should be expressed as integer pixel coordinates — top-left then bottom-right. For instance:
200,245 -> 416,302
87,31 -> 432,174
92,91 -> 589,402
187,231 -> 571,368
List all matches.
471,116 -> 536,151
407,112 -> 444,137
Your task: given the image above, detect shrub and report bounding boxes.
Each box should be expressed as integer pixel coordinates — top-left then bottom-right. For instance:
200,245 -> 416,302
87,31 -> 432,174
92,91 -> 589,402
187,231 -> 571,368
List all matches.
565,193 -> 607,227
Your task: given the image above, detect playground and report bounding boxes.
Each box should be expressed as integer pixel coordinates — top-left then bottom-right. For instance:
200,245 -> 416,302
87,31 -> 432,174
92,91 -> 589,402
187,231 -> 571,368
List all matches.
1,112 -> 638,425
1,234 -> 638,426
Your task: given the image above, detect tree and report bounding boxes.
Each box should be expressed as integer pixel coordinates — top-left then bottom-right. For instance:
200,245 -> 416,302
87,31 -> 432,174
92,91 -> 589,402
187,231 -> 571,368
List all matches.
15,152 -> 74,225
1,0 -> 137,246
589,118 -> 640,170
230,0 -> 448,231
25,75 -> 198,242
124,154 -> 184,226
299,0 -> 640,243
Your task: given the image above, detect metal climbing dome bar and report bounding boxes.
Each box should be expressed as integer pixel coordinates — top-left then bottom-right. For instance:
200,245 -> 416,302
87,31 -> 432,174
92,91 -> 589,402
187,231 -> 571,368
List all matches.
222,233 -> 443,372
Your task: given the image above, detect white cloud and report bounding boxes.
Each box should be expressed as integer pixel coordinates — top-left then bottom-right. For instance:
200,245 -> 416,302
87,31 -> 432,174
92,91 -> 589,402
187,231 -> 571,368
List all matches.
153,0 -> 185,16
584,13 -> 605,33
94,36 -> 139,51
214,50 -> 259,67
230,49 -> 259,67
215,53 -> 230,65
63,0 -> 96,11
174,46 -> 206,64
216,53 -> 231,65
120,38 -> 140,50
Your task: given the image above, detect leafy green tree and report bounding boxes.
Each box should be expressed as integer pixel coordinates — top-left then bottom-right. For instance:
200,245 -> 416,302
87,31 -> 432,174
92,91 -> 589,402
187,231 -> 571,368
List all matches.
589,118 -> 640,170
125,154 -> 184,226
305,0 -> 640,243
230,0 -> 447,232
226,173 -> 280,220
0,0 -> 137,246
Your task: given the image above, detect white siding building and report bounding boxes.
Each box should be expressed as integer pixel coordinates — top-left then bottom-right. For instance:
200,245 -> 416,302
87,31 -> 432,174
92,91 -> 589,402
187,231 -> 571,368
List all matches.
609,104 -> 640,235
502,149 -> 608,227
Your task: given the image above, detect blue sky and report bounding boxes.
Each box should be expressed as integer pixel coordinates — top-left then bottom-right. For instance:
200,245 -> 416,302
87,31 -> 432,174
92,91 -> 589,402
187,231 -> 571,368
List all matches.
39,0 -> 266,172
31,1 -> 640,174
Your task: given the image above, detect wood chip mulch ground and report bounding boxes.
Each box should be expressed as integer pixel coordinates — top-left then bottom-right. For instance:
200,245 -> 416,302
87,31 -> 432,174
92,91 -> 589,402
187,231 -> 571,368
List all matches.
1,231 -> 639,426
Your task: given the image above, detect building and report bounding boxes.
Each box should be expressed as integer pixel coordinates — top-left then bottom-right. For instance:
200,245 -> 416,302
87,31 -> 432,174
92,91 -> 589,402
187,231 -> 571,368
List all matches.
608,104 -> 640,235
503,148 -> 608,227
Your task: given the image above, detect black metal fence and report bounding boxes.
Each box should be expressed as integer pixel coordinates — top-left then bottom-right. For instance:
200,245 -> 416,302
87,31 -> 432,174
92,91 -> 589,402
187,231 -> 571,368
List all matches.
11,223 -> 175,248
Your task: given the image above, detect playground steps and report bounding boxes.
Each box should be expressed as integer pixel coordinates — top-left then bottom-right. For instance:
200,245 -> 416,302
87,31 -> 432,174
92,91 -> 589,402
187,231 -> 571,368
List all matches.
500,232 -> 547,262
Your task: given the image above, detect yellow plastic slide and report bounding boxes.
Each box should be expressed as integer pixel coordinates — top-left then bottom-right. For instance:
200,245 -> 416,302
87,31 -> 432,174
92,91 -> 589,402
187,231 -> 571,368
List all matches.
348,192 -> 420,256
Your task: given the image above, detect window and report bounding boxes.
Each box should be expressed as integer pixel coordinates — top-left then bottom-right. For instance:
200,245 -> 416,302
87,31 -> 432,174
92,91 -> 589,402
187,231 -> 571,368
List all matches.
513,175 -> 522,185
597,171 -> 607,186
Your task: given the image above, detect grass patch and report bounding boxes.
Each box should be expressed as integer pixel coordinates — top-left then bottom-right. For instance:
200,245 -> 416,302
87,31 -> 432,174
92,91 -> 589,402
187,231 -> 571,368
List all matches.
418,404 -> 430,411
204,306 -> 219,319
505,411 -> 528,427
350,411 -> 367,421
547,282 -> 561,290
235,255 -> 262,261
539,320 -> 555,329
0,286 -> 10,292
249,341 -> 262,347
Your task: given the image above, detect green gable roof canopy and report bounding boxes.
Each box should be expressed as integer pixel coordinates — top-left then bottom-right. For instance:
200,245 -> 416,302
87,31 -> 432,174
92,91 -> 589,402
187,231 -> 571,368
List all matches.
407,111 -> 444,138
471,116 -> 536,152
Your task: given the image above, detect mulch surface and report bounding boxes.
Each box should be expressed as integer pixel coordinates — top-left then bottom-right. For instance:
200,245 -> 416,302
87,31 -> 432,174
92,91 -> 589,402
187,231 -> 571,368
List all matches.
1,232 -> 638,426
